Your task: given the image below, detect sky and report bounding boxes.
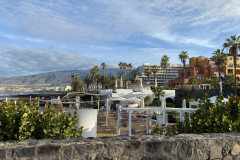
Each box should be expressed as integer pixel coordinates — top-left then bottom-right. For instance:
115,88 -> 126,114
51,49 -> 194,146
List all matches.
0,0 -> 240,77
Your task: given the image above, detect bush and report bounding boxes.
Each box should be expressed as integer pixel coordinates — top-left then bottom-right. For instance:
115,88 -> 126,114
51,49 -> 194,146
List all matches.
166,103 -> 175,108
149,98 -> 160,106
177,95 -> 240,133
0,100 -> 82,141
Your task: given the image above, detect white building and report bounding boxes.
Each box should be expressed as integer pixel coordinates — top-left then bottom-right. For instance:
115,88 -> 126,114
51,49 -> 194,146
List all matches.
137,63 -> 185,88
65,85 -> 72,91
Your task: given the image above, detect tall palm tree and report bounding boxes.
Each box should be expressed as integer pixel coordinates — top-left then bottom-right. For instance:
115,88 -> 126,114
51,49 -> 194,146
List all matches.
161,55 -> 170,89
122,62 -> 127,76
101,62 -> 107,74
118,62 -> 123,80
223,34 -> 240,95
101,62 -> 107,89
211,49 -> 228,93
84,74 -> 93,92
118,62 -> 123,70
151,65 -> 158,87
90,66 -> 99,93
128,63 -> 133,79
144,68 -> 152,84
153,86 -> 165,106
178,51 -> 189,86
71,75 -> 84,92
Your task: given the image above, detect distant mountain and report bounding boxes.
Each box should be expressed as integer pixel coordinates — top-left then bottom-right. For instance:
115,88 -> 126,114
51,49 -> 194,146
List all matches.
0,68 -> 122,86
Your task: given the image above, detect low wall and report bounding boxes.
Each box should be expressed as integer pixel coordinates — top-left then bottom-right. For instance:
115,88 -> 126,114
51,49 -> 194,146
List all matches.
0,133 -> 239,160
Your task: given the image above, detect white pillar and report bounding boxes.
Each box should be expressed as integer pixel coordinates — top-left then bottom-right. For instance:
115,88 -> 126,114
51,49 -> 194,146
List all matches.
91,96 -> 93,105
162,110 -> 166,125
180,111 -> 183,122
106,98 -> 109,126
117,107 -> 121,136
146,112 -> 151,134
115,79 -> 118,89
140,78 -> 143,89
220,81 -> 222,93
129,111 -> 132,136
76,96 -> 80,109
97,97 -> 100,111
155,78 -> 157,88
120,77 -> 123,89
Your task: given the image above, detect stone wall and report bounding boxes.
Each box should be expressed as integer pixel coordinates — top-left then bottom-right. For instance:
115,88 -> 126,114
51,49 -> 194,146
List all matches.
0,133 -> 239,160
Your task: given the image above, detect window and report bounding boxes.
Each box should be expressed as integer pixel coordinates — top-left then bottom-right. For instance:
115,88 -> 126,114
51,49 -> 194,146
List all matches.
211,63 -> 215,65
213,68 -> 217,72
195,70 -> 199,74
229,63 -> 233,67
197,76 -> 202,80
206,69 -> 208,72
229,57 -> 232,60
237,58 -> 239,60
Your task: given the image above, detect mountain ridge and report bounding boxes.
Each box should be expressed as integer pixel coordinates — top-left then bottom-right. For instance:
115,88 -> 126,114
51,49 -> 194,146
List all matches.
0,68 -> 122,86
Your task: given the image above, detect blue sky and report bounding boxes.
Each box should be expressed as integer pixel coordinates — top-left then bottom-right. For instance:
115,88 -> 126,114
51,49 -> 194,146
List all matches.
0,0 -> 240,77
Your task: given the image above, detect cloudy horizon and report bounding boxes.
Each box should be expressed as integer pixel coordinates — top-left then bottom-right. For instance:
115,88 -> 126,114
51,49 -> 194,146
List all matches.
0,0 -> 240,77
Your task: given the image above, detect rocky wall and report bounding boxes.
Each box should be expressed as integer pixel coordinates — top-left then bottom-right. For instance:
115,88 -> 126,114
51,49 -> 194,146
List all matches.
0,133 -> 239,160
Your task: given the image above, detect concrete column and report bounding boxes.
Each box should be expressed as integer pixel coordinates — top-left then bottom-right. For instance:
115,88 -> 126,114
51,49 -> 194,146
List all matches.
129,111 -> 132,136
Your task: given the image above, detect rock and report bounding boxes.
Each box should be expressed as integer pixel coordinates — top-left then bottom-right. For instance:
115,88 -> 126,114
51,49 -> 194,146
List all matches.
210,146 -> 223,159
223,155 -> 233,160
15,147 -> 35,158
231,144 -> 240,156
0,149 -> 6,160
37,144 -> 60,160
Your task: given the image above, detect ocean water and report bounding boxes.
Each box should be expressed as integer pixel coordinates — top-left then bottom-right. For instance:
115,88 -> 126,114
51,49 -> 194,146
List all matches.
0,92 -> 40,96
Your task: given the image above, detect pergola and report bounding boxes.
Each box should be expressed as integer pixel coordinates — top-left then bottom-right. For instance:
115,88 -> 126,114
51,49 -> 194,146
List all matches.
116,106 -> 197,136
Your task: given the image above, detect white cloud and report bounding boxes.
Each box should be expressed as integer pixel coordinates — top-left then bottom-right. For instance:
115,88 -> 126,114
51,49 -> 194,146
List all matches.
0,46 -> 97,77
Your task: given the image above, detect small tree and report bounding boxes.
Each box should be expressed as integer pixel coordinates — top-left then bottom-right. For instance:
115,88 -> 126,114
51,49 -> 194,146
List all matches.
144,95 -> 151,106
153,86 -> 165,106
187,77 -> 197,85
203,76 -> 219,89
224,74 -> 235,88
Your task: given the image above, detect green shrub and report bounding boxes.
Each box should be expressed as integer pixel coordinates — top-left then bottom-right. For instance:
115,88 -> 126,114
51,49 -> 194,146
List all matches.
177,95 -> 240,133
149,98 -> 160,106
0,100 -> 82,141
166,103 -> 175,108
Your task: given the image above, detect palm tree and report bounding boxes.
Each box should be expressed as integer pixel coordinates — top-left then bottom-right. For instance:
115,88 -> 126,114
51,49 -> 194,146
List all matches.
211,49 -> 228,93
118,62 -> 123,82
84,74 -> 93,92
128,63 -> 133,79
223,34 -> 240,95
122,62 -> 127,76
101,62 -> 107,74
118,62 -> 123,71
101,62 -> 107,89
153,86 -> 165,106
131,68 -> 138,83
71,75 -> 84,92
90,66 -> 99,93
144,68 -> 152,84
178,51 -> 189,86
161,55 -> 170,89
151,65 -> 158,87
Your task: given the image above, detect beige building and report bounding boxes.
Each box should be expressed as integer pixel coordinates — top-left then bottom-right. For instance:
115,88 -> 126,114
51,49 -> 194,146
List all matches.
137,63 -> 184,88
222,54 -> 240,80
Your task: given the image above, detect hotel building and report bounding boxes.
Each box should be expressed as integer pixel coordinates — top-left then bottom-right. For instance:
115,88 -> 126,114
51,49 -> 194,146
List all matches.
137,63 -> 184,88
